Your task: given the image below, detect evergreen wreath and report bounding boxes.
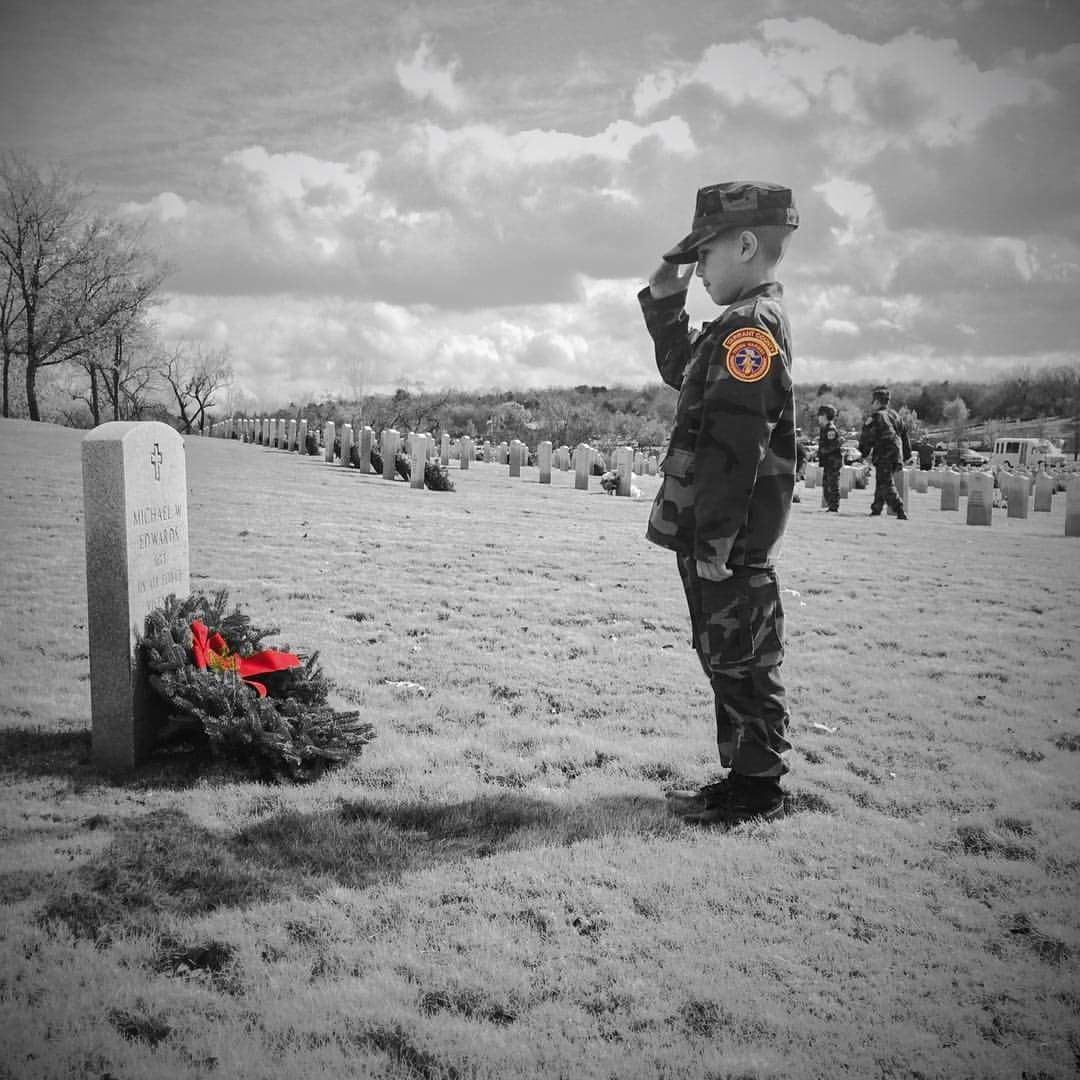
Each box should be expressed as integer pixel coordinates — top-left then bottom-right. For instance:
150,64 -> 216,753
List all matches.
140,590 -> 374,781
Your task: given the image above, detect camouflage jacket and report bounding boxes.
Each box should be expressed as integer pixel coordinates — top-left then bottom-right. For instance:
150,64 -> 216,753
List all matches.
639,282 -> 796,565
818,421 -> 843,466
857,407 -> 910,466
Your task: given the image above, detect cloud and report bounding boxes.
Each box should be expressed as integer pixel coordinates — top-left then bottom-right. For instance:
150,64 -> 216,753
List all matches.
634,17 -> 1052,154
395,39 -> 467,113
152,275 -> 653,405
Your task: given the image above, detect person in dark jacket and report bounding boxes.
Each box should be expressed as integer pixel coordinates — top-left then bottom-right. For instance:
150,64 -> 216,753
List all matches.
817,404 -> 843,511
640,181 -> 799,826
857,386 -> 911,519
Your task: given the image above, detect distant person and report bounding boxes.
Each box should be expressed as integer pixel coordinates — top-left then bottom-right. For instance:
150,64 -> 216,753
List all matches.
793,432 -> 809,503
817,403 -> 843,512
857,385 -> 910,519
640,180 -> 799,826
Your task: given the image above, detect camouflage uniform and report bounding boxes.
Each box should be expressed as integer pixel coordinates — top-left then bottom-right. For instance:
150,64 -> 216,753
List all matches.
817,406 -> 843,511
640,266 -> 796,780
858,388 -> 911,517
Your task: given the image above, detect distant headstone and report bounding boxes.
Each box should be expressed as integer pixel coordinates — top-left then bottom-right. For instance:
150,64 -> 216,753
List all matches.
358,426 -> 373,473
382,428 -> 400,479
1066,477 -> 1080,537
288,419 -> 298,451
1007,474 -> 1031,519
339,423 -> 353,468
324,421 -> 336,462
82,422 -> 190,772
538,440 -> 552,484
1034,471 -> 1054,512
410,434 -> 426,489
574,444 -> 591,490
965,471 -> 993,526
940,471 -> 960,511
459,435 -> 472,470
911,470 -> 928,494
440,433 -> 450,466
509,439 -> 523,477
803,463 -> 817,489
614,446 -> 634,496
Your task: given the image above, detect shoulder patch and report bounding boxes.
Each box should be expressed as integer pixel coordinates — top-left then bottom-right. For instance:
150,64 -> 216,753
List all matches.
721,327 -> 778,383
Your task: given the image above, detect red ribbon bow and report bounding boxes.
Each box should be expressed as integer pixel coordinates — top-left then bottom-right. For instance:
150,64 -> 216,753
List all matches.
189,619 -> 301,698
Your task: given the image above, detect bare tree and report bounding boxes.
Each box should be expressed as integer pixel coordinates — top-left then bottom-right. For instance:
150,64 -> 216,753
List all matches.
0,152 -> 167,420
70,316 -> 161,424
161,342 -> 232,433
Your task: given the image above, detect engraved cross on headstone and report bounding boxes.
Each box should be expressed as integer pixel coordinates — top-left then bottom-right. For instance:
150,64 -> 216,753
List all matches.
150,443 -> 163,481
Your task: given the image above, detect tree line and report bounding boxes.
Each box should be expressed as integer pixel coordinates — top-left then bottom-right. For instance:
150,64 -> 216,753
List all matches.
282,365 -> 1080,458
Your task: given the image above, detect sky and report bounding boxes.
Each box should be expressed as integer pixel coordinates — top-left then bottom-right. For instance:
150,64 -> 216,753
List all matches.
2,0 -> 1079,408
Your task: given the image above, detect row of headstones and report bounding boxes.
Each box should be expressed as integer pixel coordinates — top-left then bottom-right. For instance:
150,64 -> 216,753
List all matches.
804,462 -> 1080,532
212,416 -> 661,496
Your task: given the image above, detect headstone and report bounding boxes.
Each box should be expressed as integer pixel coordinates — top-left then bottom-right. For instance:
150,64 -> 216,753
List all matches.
287,419 -> 297,451
1007,474 -> 1031,519
324,421 -> 336,462
940,470 -> 960,511
82,422 -> 190,772
1034,471 -> 1054,512
538,440 -> 552,484
965,471 -> 993,526
804,463 -> 817,489
297,420 -> 308,452
614,446 -> 634,496
339,423 -> 353,468
357,426 -> 373,473
1066,477 -> 1080,537
509,440 -> 523,477
440,433 -> 450,466
459,435 -> 472,470
410,434 -> 426,489
382,428 -> 400,480
574,444 -> 591,490
958,471 -> 969,498
646,455 -> 658,476
911,470 -> 928,494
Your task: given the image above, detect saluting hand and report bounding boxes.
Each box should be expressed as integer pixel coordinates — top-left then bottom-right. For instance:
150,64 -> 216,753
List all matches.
649,261 -> 695,299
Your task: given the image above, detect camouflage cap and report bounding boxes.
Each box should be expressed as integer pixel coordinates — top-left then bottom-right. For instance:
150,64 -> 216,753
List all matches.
872,385 -> 891,402
662,181 -> 799,264
818,403 -> 836,420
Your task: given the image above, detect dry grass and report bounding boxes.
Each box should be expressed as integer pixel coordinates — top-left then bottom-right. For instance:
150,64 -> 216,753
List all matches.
1,416 -> 1078,1080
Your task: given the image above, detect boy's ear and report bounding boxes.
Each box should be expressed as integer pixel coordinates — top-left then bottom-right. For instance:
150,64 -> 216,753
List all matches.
738,229 -> 759,261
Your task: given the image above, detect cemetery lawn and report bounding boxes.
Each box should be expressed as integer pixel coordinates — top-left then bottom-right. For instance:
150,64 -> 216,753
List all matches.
1,415 -> 1079,1080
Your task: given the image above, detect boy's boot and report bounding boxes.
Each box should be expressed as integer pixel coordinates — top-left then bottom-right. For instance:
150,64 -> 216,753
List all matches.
670,774 -> 785,826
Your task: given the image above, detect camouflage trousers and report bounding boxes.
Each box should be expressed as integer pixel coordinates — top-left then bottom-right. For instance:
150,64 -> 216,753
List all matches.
822,462 -> 841,510
676,557 -> 792,779
870,462 -> 904,514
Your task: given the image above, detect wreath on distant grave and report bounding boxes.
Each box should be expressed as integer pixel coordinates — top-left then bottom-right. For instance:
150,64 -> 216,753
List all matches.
140,590 -> 374,781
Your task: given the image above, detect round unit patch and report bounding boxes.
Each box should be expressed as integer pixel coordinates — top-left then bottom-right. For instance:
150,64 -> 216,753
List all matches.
722,327 -> 779,383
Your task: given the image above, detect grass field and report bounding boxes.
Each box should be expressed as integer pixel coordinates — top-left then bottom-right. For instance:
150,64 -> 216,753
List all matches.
1,416 -> 1078,1080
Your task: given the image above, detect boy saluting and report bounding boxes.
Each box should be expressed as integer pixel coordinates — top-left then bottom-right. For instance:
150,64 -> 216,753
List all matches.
640,181 -> 799,826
